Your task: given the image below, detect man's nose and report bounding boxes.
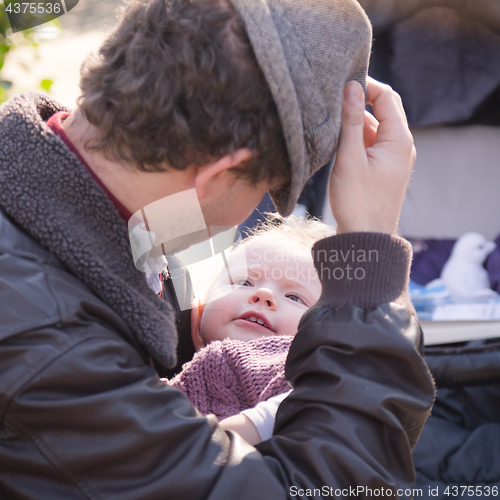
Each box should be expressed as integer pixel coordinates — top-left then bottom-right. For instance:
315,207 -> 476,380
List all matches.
249,288 -> 277,310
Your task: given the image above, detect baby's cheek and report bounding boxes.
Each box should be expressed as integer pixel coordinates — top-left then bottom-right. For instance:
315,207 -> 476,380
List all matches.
199,313 -> 221,344
205,284 -> 240,305
286,308 -> 309,336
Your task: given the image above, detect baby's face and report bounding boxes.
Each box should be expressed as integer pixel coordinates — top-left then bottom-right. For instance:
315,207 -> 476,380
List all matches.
199,236 -> 322,344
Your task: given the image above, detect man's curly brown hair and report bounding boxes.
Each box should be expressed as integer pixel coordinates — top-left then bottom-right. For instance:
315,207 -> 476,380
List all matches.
78,0 -> 290,185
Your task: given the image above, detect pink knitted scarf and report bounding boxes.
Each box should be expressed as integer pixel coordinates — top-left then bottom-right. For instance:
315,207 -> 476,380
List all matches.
169,336 -> 293,420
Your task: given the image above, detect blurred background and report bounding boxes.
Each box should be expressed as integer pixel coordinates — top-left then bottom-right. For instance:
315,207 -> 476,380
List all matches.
1,0 -> 125,107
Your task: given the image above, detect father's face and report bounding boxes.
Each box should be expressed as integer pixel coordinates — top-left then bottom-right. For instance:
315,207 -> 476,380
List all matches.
199,176 -> 280,229
128,175 -> 283,271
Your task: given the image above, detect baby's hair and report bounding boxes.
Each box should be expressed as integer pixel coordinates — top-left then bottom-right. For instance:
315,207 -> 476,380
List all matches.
198,214 -> 335,301
240,213 -> 336,248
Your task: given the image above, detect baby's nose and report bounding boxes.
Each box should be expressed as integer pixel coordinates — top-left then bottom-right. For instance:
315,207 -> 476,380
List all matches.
250,288 -> 277,310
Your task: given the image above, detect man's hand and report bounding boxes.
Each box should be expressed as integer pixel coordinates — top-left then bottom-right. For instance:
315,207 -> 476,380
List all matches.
329,78 -> 416,235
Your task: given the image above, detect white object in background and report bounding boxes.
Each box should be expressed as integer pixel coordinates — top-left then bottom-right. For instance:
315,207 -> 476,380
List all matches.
441,232 -> 497,298
422,320 -> 500,345
432,302 -> 500,321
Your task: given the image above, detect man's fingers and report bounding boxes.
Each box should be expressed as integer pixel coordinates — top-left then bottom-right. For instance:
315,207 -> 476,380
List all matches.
363,111 -> 378,148
337,81 -> 366,162
367,79 -> 405,127
366,77 -> 413,149
366,77 -> 404,110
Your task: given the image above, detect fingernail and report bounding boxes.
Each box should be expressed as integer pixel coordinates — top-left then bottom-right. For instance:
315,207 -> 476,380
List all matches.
345,81 -> 365,108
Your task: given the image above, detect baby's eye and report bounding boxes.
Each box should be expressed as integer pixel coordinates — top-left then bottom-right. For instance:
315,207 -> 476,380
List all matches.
286,293 -> 307,306
235,278 -> 253,287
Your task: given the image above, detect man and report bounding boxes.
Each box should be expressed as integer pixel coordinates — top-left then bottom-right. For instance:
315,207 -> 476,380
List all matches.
0,0 -> 434,498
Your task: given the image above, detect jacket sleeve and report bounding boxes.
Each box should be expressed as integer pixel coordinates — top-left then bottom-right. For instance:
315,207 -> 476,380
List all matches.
256,233 -> 435,496
2,233 -> 435,500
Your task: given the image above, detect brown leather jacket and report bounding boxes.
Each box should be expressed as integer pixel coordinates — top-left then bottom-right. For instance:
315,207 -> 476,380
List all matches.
0,93 -> 435,499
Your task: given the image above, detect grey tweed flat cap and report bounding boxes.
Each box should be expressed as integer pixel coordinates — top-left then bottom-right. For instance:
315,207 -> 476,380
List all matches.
229,0 -> 373,217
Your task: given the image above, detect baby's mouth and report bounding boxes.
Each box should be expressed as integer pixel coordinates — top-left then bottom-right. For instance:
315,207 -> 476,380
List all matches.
243,315 -> 270,329
235,313 -> 275,333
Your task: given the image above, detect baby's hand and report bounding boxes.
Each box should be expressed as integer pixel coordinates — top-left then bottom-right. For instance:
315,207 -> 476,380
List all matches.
220,414 -> 262,446
219,391 -> 290,446
328,78 -> 416,235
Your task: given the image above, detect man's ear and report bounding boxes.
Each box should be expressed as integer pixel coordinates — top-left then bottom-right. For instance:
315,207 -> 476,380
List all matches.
190,297 -> 206,351
194,148 -> 252,201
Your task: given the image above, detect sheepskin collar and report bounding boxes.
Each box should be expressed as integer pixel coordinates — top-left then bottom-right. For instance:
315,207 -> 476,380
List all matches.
0,92 -> 178,368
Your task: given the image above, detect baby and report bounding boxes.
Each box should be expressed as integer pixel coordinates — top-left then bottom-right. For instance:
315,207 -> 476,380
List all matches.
170,214 -> 334,444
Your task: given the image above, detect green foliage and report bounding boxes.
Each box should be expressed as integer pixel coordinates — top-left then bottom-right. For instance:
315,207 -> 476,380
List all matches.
1,7 -> 37,65
40,78 -> 52,91
1,7 -> 12,103
0,5 -> 60,104
0,78 -> 11,103
1,7 -> 12,72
